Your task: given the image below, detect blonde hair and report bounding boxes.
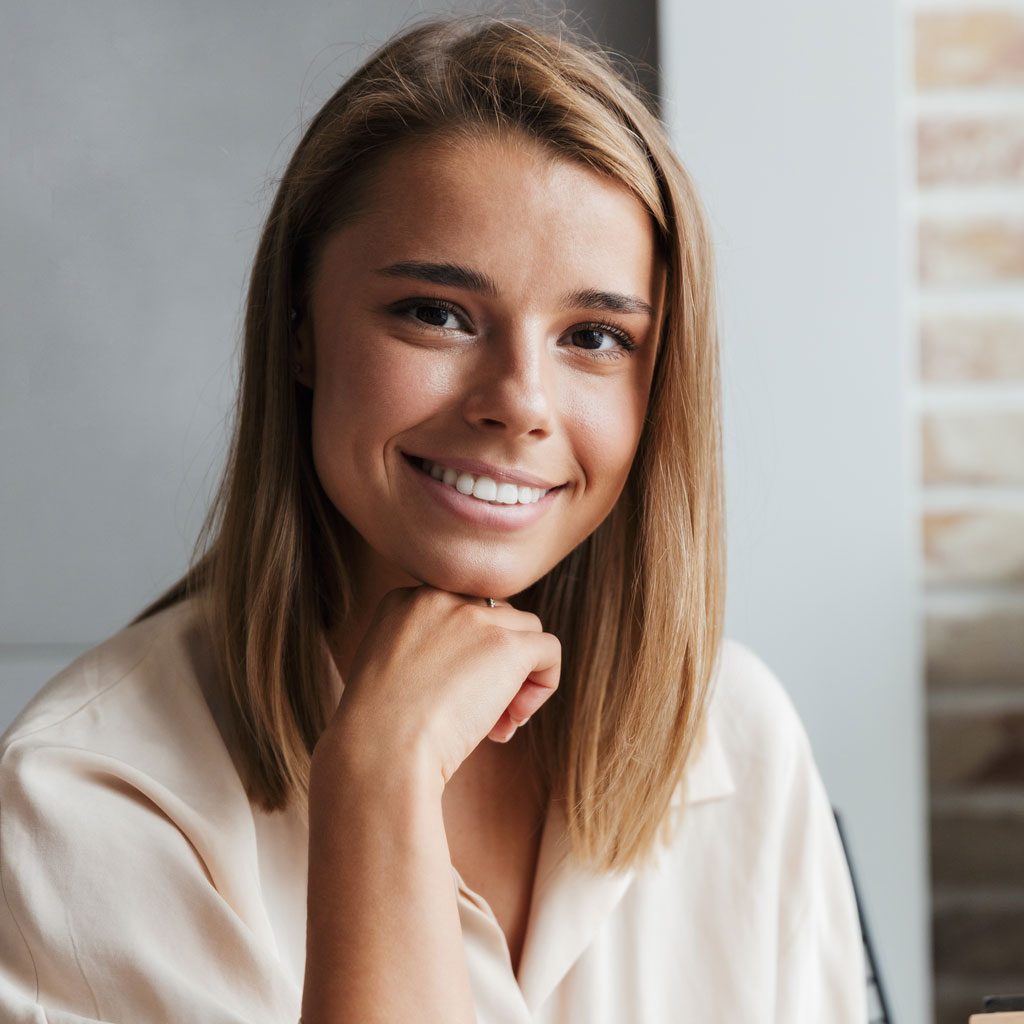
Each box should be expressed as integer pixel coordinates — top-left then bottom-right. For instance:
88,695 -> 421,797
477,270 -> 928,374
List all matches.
137,12 -> 725,873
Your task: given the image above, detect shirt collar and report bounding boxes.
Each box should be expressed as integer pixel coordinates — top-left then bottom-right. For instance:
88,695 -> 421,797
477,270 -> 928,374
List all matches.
672,706 -> 736,807
514,700 -> 735,1014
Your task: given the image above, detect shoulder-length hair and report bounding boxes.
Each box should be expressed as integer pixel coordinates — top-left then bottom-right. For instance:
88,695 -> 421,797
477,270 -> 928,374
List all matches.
137,12 -> 724,874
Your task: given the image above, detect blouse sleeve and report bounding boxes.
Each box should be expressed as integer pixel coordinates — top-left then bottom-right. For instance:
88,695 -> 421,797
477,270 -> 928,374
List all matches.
772,724 -> 869,1023
0,740 -> 301,1024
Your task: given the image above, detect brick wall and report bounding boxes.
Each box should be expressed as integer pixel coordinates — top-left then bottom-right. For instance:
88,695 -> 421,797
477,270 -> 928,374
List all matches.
913,6 -> 1024,1023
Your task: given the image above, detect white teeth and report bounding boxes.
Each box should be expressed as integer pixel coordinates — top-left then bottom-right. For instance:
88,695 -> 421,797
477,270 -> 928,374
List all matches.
420,459 -> 549,505
471,476 -> 497,501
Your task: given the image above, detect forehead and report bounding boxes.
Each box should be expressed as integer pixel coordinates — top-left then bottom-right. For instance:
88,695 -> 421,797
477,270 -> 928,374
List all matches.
313,131 -> 661,307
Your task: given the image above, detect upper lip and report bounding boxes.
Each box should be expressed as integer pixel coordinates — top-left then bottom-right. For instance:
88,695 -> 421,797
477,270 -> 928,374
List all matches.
404,451 -> 565,490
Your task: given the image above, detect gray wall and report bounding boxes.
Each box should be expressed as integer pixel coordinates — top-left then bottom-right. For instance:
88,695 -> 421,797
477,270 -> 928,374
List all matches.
0,0 -> 657,708
658,1 -> 929,1022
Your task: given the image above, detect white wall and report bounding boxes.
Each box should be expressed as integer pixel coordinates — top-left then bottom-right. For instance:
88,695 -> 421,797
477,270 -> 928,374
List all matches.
658,2 -> 929,1022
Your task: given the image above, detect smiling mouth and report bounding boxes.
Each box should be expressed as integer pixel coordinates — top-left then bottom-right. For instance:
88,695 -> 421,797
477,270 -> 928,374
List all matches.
399,452 -> 565,491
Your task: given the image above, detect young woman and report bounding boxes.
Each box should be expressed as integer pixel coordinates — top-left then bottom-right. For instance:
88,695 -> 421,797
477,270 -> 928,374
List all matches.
0,15 -> 868,1023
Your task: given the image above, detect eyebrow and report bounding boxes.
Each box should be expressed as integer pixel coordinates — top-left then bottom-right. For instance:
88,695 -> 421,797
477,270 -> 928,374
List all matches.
375,260 -> 654,318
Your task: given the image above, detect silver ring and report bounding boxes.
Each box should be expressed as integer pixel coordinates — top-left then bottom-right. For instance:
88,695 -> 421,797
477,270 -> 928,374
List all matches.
485,597 -> 496,608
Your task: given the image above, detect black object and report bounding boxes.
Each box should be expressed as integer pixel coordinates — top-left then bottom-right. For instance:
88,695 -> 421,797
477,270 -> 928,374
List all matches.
982,995 -> 1024,1012
833,808 -> 894,1024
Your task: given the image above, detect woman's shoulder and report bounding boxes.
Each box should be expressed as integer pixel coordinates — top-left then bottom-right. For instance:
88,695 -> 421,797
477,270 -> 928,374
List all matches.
1,598 -> 209,753
0,598 -> 248,826
711,637 -> 811,747
665,635 -> 821,815
660,645 -> 866,1021
697,636 -> 823,807
0,600 -> 297,1021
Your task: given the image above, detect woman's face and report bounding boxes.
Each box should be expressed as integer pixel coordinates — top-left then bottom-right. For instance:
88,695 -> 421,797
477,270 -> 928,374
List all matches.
296,131 -> 663,602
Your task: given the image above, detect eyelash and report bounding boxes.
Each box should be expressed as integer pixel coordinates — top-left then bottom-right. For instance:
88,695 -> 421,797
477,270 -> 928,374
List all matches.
391,297 -> 638,360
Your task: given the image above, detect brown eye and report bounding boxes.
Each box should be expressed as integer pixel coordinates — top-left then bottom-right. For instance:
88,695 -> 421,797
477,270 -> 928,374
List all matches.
392,298 -> 468,331
413,304 -> 457,328
565,324 -> 637,360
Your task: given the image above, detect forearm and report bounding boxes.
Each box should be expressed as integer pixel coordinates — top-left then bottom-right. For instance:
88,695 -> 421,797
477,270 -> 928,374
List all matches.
301,737 -> 476,1024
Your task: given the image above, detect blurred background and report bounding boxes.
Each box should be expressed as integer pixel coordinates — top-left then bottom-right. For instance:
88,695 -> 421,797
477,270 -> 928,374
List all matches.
4,1 -> 1022,1021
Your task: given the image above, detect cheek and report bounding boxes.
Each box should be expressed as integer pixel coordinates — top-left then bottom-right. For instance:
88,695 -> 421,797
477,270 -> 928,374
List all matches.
568,380 -> 649,494
322,340 -> 418,418
309,340 -> 455,479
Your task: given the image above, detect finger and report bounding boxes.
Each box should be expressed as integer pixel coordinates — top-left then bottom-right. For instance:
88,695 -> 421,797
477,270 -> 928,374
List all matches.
487,713 -> 518,743
503,632 -> 561,725
458,594 -> 543,632
456,594 -> 513,611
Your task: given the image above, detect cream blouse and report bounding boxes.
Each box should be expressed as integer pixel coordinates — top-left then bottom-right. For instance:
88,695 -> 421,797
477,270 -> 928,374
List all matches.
0,599 -> 867,1023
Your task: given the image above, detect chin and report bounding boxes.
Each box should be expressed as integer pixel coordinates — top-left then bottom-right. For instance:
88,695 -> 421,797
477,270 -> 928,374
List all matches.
404,554 -> 549,601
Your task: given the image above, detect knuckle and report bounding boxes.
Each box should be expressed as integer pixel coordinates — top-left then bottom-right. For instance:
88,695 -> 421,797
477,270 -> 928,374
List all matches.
488,623 -> 514,652
456,598 -> 486,623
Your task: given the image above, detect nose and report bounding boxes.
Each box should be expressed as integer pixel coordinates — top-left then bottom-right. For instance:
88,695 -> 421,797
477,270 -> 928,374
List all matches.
461,323 -> 557,438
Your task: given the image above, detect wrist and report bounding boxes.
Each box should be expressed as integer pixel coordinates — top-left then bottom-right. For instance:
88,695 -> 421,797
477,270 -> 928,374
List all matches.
311,715 -> 444,805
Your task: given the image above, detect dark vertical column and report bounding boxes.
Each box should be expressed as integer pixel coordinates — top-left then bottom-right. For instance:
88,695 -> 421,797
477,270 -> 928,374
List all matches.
534,0 -> 661,116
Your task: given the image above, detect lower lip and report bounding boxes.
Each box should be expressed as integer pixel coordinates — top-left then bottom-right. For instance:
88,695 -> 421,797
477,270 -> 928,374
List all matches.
401,453 -> 565,531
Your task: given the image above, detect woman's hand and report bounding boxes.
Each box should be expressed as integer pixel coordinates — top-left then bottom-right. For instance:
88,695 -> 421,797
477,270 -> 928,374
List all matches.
321,585 -> 561,786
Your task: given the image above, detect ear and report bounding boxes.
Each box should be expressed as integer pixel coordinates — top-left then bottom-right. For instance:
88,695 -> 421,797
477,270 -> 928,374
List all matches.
290,307 -> 315,389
